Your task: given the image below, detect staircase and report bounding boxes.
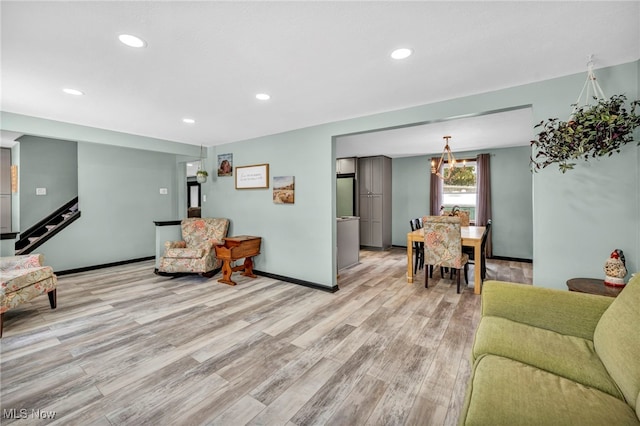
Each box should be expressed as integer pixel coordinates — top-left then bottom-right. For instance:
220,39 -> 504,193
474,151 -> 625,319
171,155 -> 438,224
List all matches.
15,197 -> 81,255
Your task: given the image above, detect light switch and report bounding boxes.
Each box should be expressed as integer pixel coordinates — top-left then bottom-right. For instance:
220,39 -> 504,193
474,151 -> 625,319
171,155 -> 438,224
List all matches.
159,188 -> 168,195
203,195 -> 207,202
36,187 -> 47,195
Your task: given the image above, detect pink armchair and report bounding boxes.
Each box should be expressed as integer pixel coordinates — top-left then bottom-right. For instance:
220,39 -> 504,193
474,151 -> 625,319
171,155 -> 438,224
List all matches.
0,254 -> 57,337
158,218 -> 230,276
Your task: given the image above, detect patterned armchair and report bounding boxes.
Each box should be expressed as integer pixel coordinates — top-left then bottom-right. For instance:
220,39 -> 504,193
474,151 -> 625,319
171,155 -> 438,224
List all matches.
158,218 -> 230,276
0,254 -> 57,337
422,215 -> 469,293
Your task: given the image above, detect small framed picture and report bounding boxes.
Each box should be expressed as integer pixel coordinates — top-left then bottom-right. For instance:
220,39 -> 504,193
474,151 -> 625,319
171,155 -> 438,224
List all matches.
273,176 -> 294,204
235,164 -> 269,189
217,153 -> 233,177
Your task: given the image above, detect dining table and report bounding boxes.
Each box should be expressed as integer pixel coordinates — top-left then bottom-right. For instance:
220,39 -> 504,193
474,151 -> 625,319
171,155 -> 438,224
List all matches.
406,226 -> 486,294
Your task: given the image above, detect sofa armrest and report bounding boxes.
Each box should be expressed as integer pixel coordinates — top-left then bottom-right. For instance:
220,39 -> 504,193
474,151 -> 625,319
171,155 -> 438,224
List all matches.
164,241 -> 186,250
482,281 -> 614,340
208,239 -> 223,248
0,254 -> 44,271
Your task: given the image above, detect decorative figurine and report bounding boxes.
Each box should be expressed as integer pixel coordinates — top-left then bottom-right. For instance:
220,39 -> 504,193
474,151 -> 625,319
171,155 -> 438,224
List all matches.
604,249 -> 627,287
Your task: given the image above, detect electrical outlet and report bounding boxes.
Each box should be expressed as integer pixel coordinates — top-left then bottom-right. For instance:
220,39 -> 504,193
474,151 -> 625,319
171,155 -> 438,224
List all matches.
36,187 -> 46,195
159,188 -> 168,195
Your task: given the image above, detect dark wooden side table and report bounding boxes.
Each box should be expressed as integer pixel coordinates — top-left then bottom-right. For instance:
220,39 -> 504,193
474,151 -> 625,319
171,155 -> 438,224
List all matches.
214,236 -> 262,286
566,278 -> 624,298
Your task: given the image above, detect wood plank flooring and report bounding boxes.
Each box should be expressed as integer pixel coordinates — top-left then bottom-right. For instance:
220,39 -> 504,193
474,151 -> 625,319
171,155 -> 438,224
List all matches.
0,248 -> 532,425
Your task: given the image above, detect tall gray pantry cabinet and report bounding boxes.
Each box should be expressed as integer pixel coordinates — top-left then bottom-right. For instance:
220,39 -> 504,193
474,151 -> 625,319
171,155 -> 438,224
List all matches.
358,156 -> 391,250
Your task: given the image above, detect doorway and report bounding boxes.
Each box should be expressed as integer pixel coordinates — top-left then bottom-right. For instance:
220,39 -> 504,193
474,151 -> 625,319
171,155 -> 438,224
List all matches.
187,181 -> 201,217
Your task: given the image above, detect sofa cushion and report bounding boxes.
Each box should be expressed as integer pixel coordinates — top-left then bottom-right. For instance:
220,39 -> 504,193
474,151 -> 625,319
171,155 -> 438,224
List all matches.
0,254 -> 44,271
481,281 -> 613,340
1,274 -> 56,312
1,266 -> 55,293
594,273 -> 640,411
473,315 -> 623,399
461,354 -> 640,426
164,248 -> 205,259
181,218 -> 229,248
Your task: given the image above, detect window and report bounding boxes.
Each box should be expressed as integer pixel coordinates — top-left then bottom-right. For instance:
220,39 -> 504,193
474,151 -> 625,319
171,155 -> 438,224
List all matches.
441,160 -> 477,223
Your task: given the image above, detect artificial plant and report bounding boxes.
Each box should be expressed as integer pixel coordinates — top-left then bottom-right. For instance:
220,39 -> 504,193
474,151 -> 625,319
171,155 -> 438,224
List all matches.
530,58 -> 640,173
531,95 -> 640,173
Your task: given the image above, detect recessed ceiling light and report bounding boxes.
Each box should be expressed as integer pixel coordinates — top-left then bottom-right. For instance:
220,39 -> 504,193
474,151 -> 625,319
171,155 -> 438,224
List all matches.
62,88 -> 84,96
391,48 -> 413,60
256,93 -> 271,101
118,34 -> 146,48
182,118 -> 195,124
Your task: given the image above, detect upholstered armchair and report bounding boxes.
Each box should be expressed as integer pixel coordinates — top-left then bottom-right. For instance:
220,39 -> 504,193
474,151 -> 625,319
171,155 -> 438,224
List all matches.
0,254 -> 57,337
158,218 -> 230,276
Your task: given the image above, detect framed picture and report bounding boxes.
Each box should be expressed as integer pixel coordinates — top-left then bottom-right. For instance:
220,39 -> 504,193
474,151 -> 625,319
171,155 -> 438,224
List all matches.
11,165 -> 18,192
273,176 -> 294,204
217,153 -> 233,177
235,164 -> 269,189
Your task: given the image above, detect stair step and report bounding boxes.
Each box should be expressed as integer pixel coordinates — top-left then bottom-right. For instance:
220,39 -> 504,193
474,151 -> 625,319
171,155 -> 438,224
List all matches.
16,201 -> 80,255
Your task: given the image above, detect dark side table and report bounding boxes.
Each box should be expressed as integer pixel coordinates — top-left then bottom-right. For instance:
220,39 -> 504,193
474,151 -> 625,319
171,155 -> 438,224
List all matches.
566,278 -> 623,298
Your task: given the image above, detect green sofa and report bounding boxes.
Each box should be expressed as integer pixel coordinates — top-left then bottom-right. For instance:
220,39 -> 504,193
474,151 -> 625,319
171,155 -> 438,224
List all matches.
459,273 -> 640,425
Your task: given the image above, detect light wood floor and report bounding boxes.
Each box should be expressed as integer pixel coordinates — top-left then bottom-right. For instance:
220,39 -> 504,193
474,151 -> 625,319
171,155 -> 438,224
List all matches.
1,248 -> 532,425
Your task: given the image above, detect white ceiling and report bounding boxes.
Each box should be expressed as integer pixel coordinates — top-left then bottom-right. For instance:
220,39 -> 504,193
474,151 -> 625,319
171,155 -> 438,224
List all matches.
1,1 -> 639,156
335,106 -> 535,158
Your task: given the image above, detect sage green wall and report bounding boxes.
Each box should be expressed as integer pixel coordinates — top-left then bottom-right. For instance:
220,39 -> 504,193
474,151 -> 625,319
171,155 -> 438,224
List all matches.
36,142 -> 180,271
636,60 -> 640,280
490,146 -> 534,259
1,61 -> 637,290
204,60 -> 638,290
201,128 -> 335,286
0,114 -> 195,272
18,135 -> 78,231
1,112 -> 201,157
391,145 -> 533,260
530,63 -> 639,289
0,239 -> 14,256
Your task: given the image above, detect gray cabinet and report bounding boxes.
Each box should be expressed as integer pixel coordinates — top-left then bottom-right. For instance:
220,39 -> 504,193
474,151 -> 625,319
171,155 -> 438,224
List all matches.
358,156 -> 384,194
358,156 -> 391,249
336,157 -> 356,174
337,217 -> 360,270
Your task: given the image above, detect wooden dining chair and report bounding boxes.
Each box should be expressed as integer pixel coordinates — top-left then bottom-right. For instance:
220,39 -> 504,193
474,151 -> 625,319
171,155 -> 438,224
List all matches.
422,215 -> 469,293
464,219 -> 491,280
410,218 -> 425,275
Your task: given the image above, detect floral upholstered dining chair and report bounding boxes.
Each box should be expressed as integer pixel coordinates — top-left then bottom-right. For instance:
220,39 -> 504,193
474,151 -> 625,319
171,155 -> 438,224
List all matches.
158,218 -> 229,277
422,215 -> 469,293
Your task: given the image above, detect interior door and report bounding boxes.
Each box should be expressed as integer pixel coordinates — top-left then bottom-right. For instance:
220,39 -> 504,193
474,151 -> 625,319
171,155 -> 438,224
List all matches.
187,181 -> 201,217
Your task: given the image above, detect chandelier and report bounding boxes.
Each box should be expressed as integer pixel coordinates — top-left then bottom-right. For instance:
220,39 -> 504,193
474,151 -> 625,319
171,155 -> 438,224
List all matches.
431,136 -> 464,180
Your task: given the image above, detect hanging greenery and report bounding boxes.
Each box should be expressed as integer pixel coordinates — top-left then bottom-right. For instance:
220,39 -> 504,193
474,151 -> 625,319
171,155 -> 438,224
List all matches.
531,94 -> 640,173
196,145 -> 208,183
